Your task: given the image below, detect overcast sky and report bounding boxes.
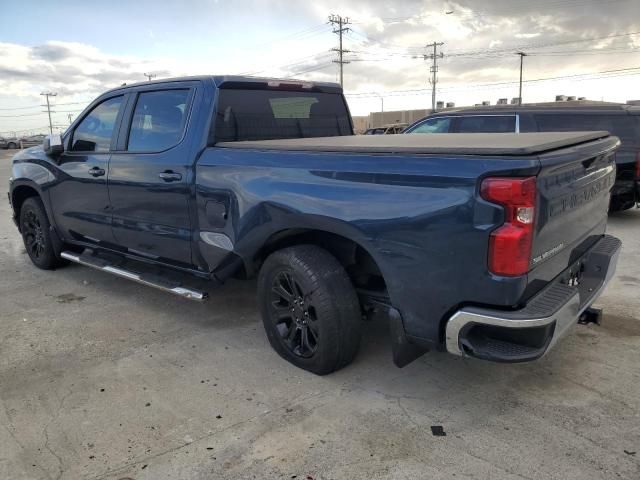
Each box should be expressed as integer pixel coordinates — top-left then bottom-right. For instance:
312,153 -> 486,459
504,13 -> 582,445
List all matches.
1,0 -> 640,134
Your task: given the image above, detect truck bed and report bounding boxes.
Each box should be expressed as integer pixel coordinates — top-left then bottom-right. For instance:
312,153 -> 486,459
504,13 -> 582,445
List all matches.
216,131 -> 610,156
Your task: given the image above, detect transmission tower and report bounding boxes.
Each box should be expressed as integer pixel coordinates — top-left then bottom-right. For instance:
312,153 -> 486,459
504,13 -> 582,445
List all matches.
328,14 -> 351,88
422,42 -> 444,112
40,92 -> 57,135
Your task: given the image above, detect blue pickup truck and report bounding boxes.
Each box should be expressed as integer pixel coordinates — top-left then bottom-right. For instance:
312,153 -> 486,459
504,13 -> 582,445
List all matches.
8,76 -> 622,374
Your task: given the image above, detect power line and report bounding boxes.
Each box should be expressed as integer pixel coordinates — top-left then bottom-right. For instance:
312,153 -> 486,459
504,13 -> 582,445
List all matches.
0,101 -> 90,112
236,24 -> 333,52
0,112 -> 47,118
346,26 -> 640,62
286,62 -> 335,78
447,30 -> 640,57
237,51 -> 334,76
329,14 -> 352,88
345,66 -> 640,98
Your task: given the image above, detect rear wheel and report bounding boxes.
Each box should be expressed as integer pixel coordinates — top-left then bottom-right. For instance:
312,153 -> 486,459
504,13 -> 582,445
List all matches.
257,245 -> 362,375
19,197 -> 66,270
7,142 -> 18,149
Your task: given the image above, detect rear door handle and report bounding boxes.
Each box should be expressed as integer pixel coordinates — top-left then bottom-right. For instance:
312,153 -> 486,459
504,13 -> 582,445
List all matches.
88,167 -> 105,177
158,171 -> 182,182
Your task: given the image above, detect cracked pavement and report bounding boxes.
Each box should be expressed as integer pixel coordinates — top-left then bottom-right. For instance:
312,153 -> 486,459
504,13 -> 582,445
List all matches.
1,149 -> 639,479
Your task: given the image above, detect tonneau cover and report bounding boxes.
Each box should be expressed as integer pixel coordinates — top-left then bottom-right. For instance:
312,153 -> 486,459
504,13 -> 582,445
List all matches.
216,131 -> 610,156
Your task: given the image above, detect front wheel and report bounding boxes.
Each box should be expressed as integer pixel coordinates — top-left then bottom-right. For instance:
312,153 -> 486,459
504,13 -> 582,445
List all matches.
257,245 -> 362,375
19,197 -> 66,270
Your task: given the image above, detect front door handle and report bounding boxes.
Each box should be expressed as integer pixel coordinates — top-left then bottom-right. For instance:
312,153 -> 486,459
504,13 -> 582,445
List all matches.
88,167 -> 105,177
158,171 -> 182,182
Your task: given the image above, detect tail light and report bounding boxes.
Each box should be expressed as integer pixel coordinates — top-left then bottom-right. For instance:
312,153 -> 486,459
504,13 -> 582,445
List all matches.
636,151 -> 640,178
481,177 -> 537,277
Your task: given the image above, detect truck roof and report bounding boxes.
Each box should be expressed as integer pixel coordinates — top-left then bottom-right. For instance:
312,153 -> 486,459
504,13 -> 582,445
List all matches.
102,75 -> 343,95
216,131 -> 612,156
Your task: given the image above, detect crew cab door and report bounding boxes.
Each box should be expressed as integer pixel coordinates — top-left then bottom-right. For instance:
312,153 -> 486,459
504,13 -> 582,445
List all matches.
107,84 -> 196,266
50,94 -> 126,244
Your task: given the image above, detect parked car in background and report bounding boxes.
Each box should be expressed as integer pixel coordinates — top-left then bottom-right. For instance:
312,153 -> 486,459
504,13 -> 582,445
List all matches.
405,102 -> 640,211
1,137 -> 21,149
364,123 -> 408,135
19,134 -> 47,148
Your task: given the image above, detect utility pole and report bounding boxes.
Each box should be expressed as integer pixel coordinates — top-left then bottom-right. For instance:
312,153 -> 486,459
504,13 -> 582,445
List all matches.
517,52 -> 527,106
423,42 -> 444,112
40,92 -> 57,135
67,113 -> 74,126
328,14 -> 351,88
143,73 -> 156,82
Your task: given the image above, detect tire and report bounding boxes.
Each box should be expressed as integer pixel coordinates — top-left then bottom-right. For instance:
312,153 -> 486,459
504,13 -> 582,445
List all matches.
19,197 -> 66,270
7,142 -> 17,149
257,245 -> 362,375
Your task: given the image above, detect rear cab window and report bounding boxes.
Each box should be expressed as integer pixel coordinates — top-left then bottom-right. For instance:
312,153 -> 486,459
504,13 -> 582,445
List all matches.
213,87 -> 352,142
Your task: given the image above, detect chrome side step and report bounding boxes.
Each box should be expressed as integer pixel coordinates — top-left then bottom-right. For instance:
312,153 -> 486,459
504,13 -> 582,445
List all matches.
61,251 -> 208,302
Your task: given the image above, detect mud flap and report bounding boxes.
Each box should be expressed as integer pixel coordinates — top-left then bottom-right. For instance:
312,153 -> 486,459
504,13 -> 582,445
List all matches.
49,225 -> 65,259
389,307 -> 428,367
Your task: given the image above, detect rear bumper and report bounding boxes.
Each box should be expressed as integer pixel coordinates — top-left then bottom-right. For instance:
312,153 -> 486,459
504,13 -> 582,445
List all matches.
445,235 -> 621,362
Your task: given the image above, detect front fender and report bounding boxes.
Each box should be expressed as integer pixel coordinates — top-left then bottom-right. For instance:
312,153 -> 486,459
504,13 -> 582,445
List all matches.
10,152 -> 58,230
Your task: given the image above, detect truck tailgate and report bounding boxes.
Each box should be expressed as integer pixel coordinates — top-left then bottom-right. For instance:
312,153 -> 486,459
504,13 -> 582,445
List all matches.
528,135 -> 619,289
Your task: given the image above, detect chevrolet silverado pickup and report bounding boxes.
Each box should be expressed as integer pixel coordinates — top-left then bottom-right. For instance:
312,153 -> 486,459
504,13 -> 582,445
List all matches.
8,76 -> 622,374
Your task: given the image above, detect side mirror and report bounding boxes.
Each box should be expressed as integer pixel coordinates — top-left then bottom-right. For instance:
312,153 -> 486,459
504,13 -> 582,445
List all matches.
44,134 -> 64,156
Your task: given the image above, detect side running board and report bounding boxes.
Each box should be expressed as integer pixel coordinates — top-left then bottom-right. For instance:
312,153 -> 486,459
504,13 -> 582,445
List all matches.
60,251 -> 208,302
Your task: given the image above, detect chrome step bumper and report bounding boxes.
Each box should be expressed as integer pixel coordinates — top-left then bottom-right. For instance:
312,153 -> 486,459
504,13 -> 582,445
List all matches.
445,235 -> 622,362
61,251 -> 208,302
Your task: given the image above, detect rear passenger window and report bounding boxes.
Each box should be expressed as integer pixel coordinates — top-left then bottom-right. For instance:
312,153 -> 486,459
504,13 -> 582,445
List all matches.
455,116 -> 516,133
535,114 -> 639,144
127,90 -> 190,152
71,96 -> 123,152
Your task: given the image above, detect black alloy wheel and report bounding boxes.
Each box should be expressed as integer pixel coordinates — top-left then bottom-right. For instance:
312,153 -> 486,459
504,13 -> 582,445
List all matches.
270,269 -> 320,358
22,209 -> 46,260
19,197 -> 66,270
258,245 -> 362,375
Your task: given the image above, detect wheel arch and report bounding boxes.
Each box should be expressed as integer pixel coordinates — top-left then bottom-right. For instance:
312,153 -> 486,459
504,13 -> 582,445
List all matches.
11,183 -> 42,229
254,228 -> 389,300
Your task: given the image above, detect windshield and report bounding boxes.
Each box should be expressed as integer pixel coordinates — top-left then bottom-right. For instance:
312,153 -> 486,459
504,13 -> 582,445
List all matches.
214,88 -> 353,142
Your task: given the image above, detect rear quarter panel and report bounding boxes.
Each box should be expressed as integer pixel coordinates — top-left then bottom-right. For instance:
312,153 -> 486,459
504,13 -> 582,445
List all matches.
195,148 -> 540,345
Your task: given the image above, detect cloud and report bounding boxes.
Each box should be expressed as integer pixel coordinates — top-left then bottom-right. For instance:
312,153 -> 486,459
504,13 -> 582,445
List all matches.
1,0 -> 639,132
0,41 -> 168,100
30,44 -> 74,62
